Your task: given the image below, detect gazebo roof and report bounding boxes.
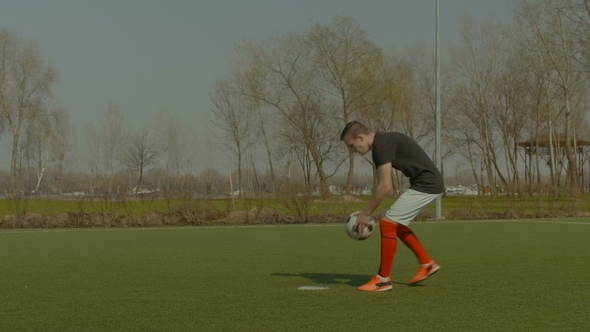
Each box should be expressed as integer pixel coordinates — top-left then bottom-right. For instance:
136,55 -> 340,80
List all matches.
517,132 -> 590,148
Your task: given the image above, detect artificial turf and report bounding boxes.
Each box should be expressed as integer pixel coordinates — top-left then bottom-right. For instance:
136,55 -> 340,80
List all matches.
0,219 -> 589,331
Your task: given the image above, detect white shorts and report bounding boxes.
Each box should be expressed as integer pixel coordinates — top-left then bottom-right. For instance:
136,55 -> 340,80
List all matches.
384,189 -> 440,226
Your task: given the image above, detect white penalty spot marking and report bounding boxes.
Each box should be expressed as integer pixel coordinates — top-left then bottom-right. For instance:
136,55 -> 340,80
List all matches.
298,286 -> 329,291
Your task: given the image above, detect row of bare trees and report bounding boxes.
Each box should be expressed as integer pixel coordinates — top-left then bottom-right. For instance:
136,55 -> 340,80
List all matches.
449,0 -> 590,196
210,1 -> 590,197
0,28 -> 204,196
0,27 -> 61,194
83,105 -> 202,196
209,16 -> 387,197
1,1 -> 589,198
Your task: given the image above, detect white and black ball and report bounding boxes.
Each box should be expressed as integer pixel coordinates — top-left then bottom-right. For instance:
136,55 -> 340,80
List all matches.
345,212 -> 375,240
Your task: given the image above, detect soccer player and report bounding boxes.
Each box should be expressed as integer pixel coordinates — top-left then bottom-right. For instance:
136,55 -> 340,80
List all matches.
340,121 -> 444,292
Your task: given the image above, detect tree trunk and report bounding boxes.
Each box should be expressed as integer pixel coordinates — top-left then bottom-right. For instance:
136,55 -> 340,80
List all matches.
346,151 -> 354,194
563,97 -> 578,194
9,129 -> 20,192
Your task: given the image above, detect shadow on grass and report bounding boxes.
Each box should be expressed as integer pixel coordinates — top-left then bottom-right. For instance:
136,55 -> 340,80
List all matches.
272,272 -> 412,287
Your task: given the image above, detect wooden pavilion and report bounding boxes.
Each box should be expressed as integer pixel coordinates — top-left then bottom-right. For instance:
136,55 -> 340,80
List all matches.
517,132 -> 590,190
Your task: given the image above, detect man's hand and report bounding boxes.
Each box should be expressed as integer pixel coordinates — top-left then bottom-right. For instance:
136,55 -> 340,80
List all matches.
352,163 -> 392,237
353,211 -> 371,236
350,163 -> 392,237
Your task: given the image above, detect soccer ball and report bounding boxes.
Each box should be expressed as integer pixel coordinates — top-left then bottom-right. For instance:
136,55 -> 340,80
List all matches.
345,211 -> 375,240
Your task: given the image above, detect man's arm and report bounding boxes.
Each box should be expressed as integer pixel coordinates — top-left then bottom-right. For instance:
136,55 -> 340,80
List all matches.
354,162 -> 392,234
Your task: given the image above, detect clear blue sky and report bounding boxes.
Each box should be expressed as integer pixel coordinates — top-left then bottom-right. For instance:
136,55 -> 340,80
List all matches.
0,0 -> 517,169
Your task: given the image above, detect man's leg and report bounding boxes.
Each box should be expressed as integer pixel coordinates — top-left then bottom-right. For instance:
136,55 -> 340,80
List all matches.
397,224 -> 440,284
357,219 -> 396,292
397,224 -> 431,264
378,220 -> 398,278
384,190 -> 441,284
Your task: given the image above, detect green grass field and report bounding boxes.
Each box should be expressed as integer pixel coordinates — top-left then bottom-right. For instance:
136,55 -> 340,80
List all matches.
1,219 -> 589,331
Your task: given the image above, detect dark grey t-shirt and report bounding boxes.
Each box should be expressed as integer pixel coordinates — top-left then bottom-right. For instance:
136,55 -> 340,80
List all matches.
372,132 -> 444,194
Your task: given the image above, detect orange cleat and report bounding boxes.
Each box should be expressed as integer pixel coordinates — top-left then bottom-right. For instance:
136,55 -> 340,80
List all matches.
409,260 -> 441,284
357,276 -> 392,292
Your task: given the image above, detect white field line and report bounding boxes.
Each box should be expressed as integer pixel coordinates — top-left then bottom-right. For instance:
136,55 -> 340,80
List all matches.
298,286 -> 329,290
419,219 -> 590,225
0,218 -> 589,235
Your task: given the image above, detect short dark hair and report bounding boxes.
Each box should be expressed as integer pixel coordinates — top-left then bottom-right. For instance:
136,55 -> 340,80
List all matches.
340,121 -> 369,140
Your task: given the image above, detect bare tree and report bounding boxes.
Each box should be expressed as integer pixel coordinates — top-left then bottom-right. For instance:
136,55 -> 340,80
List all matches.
123,127 -> 160,191
241,35 -> 340,192
563,0 -> 590,71
227,46 -> 279,192
517,0 -> 589,192
178,124 -> 200,175
84,123 -> 101,176
448,13 -> 511,196
307,15 -> 384,191
361,50 -> 408,133
362,47 -> 436,141
277,123 -> 315,184
0,28 -> 59,191
253,103 -> 277,191
153,108 -> 200,196
84,123 -> 102,196
101,102 -> 126,193
513,41 -> 554,190
17,116 -> 49,193
201,136 -> 218,196
102,102 -> 125,174
153,109 -> 200,176
50,105 -> 76,194
402,43 -> 459,193
154,108 -> 182,176
209,79 -> 256,198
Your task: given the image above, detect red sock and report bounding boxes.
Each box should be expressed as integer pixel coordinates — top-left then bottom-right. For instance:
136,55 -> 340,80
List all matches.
397,224 -> 431,264
378,220 -> 397,278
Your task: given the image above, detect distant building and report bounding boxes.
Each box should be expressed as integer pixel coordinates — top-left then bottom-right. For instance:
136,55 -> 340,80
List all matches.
446,185 -> 477,195
330,183 -> 369,195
